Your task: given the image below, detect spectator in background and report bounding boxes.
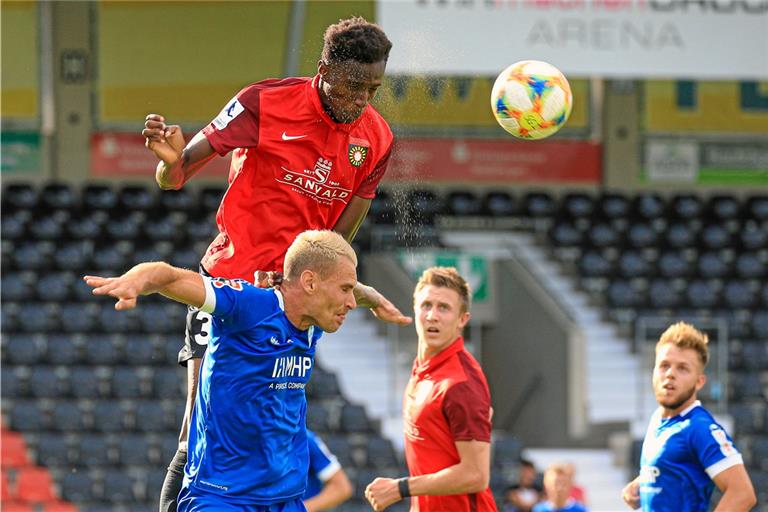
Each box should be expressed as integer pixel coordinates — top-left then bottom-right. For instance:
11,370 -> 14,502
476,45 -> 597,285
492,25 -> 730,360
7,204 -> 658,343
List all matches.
564,463 -> 586,506
503,459 -> 542,512
533,463 -> 588,512
303,430 -> 353,512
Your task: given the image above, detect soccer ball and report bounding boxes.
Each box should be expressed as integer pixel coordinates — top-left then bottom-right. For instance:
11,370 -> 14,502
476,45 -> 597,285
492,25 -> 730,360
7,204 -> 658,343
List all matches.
490,60 -> 572,140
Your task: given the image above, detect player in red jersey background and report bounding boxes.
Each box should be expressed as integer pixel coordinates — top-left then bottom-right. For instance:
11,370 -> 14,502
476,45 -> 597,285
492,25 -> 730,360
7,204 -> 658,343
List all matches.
365,267 -> 497,512
141,17 -> 411,512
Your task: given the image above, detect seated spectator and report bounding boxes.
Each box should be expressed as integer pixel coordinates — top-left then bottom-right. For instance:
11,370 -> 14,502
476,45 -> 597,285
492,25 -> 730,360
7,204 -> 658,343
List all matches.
533,463 -> 588,512
503,459 -> 543,512
564,462 -> 587,506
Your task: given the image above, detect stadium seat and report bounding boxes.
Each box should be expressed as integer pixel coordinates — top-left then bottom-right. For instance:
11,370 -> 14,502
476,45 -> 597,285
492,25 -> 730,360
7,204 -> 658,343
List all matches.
92,241 -> 133,270
83,335 -> 121,365
98,306 -> 138,334
199,186 -> 226,213
700,224 -> 732,250
92,401 -> 128,433
657,251 -> 691,278
44,335 -> 80,365
739,223 -> 767,251
406,189 -> 444,225
102,469 -> 137,502
18,302 -> 60,333
75,434 -> 114,467
588,224 -> 620,248
117,434 -> 152,467
524,192 -> 556,218
133,401 -> 170,433
665,222 -> 697,249
492,436 -> 523,465
735,252 -> 765,279
36,272 -> 75,302
66,212 -> 105,240
82,185 -> 118,211
10,400 -> 49,432
120,334 -> 157,365
40,183 -> 77,210
1,430 -> 30,468
2,210 -> 30,242
550,223 -> 582,247
648,279 -> 682,309
29,212 -> 68,241
14,241 -> 55,271
446,191 -> 482,216
607,280 -> 645,308
159,188 -> 196,213
158,433 -> 181,464
306,403 -> 332,433
340,404 -> 371,433
633,193 -> 666,219
170,246 -> 202,270
104,212 -> 145,240
708,195 -> 741,221
561,193 -> 595,219
578,251 -> 613,278
618,251 -> 652,278
50,401 -> 87,432
1,272 -> 36,302
35,433 -> 74,467
2,367 -> 28,398
5,333 -> 44,365
112,367 -> 153,399
54,241 -> 93,272
144,215 -> 187,244
138,303 -> 186,334
59,471 -> 96,502
120,185 -> 158,211
731,372 -> 764,401
28,366 -> 68,399
323,435 -> 354,468
306,370 -> 341,400
698,252 -> 730,279
365,437 -> 398,468
627,223 -> 659,249
152,366 -> 184,399
746,195 -> 768,221
671,194 -> 704,220
685,280 -> 720,309
15,467 -> 57,503
69,367 -> 110,399
598,193 -> 630,219
723,281 -> 757,309
741,343 -> 768,371
482,191 -> 518,217
3,183 -> 39,211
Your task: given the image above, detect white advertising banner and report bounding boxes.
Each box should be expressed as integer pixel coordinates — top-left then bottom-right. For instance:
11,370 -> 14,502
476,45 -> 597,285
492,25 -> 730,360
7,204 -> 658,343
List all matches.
376,0 -> 768,79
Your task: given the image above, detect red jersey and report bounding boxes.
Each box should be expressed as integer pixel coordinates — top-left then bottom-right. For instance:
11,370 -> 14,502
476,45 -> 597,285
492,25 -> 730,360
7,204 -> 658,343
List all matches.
403,337 -> 497,512
200,75 -> 393,280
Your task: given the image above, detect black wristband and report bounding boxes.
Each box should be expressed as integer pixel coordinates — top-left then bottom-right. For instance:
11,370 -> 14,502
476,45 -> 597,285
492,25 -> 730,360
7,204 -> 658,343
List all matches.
397,477 -> 411,498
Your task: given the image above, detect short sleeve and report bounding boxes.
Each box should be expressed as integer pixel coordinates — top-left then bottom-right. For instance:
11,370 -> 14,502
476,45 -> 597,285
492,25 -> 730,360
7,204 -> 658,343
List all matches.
442,380 -> 492,443
307,432 -> 341,482
200,277 -> 276,333
355,141 -> 392,199
202,85 -> 261,156
688,419 -> 743,479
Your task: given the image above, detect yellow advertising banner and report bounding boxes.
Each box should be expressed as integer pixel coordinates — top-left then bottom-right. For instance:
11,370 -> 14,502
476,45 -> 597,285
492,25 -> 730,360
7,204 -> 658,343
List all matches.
645,81 -> 768,134
1,1 -> 38,119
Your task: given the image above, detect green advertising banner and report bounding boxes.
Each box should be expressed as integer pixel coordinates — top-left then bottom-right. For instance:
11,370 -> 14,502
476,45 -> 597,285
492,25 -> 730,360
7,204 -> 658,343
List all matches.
1,132 -> 41,174
398,250 -> 489,303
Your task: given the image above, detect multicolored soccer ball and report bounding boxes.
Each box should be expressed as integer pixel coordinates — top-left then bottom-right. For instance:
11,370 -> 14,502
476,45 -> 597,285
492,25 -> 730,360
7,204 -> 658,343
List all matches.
491,60 -> 572,140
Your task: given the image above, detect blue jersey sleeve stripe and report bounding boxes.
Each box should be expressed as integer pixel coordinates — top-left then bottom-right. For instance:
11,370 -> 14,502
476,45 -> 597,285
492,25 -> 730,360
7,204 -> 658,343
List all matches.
200,277 -> 217,314
317,458 -> 341,483
705,454 -> 743,478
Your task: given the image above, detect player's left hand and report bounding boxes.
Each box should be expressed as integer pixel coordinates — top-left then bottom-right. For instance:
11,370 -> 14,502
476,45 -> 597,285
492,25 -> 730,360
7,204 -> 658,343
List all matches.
365,477 -> 401,511
370,294 -> 412,326
84,274 -> 143,310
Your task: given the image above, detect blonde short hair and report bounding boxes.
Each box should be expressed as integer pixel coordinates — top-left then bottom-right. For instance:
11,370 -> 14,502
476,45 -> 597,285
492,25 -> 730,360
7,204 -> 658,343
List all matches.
656,321 -> 709,368
414,266 -> 471,313
283,230 -> 357,280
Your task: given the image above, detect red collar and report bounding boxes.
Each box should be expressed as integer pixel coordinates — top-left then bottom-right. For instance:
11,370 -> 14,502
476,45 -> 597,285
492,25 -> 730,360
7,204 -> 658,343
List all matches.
413,337 -> 465,378
307,75 -> 363,133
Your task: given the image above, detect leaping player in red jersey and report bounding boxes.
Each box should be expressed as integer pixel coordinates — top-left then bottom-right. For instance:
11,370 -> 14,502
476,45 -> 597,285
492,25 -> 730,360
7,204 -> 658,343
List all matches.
141,17 -> 411,512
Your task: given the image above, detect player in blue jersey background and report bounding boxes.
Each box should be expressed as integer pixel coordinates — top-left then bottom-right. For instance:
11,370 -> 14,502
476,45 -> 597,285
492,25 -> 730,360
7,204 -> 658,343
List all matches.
303,430 -> 353,511
85,230 -> 359,512
621,322 -> 756,512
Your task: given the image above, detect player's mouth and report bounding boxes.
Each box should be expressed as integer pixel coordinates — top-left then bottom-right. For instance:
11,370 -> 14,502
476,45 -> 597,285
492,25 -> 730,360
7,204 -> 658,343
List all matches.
661,383 -> 675,392
426,326 -> 440,334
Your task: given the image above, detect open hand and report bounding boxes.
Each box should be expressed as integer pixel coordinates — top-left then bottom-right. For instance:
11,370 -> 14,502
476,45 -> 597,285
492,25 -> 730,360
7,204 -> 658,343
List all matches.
370,294 -> 412,326
84,274 -> 143,310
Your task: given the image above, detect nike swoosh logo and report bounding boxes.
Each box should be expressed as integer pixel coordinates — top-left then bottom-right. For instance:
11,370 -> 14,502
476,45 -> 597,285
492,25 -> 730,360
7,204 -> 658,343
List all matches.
281,132 -> 307,141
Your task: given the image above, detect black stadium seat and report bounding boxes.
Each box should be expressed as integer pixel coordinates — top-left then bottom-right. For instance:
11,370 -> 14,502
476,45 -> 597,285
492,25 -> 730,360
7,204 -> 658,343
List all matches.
446,190 -> 482,216
483,191 -> 518,217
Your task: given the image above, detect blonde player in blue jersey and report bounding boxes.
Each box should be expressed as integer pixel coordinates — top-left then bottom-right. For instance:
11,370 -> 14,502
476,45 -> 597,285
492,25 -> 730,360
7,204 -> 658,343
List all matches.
84,230 -> 358,512
621,322 -> 756,512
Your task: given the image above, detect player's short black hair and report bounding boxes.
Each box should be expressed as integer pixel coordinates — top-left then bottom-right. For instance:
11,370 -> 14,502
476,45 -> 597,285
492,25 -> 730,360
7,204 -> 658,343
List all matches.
322,16 -> 392,65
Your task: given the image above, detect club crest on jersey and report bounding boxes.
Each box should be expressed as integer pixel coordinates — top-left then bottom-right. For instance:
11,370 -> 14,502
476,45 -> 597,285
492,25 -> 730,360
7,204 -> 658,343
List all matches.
348,145 -> 368,167
313,158 -> 333,184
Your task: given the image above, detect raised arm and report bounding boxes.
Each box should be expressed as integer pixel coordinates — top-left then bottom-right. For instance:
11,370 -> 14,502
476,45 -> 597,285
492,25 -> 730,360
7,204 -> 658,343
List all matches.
84,262 -> 205,310
712,464 -> 756,512
365,441 -> 490,511
143,115 -> 217,190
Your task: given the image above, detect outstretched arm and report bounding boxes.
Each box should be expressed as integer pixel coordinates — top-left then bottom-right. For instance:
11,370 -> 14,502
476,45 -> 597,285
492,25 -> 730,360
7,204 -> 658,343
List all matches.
143,115 -> 217,190
84,262 -> 205,310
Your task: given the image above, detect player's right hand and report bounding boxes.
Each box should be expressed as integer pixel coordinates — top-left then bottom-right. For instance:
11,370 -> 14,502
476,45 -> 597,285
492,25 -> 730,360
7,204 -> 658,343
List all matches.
621,479 -> 641,509
142,114 -> 185,166
84,275 -> 141,311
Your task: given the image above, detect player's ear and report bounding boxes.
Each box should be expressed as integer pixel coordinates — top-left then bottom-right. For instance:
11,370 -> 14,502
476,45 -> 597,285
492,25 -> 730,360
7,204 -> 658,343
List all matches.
318,60 -> 329,77
458,311 -> 471,330
300,269 -> 317,294
695,373 -> 707,392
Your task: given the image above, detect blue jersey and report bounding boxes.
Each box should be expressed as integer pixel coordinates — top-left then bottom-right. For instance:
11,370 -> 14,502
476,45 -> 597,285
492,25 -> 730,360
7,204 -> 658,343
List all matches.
303,430 -> 342,500
532,500 -> 588,512
639,400 -> 743,512
183,277 -> 322,505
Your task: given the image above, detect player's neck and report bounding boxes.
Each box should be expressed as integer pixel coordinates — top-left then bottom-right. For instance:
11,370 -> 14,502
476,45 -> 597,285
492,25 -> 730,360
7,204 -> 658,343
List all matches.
660,395 -> 698,418
280,285 -> 314,331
